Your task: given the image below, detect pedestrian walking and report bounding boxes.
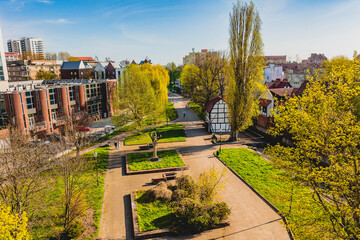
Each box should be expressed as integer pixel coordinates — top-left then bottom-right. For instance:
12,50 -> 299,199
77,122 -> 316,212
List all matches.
183,111 -> 186,118
117,140 -> 121,149
114,141 -> 117,149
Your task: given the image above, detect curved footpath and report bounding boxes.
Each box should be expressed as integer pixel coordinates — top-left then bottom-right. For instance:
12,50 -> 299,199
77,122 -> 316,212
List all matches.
98,93 -> 290,240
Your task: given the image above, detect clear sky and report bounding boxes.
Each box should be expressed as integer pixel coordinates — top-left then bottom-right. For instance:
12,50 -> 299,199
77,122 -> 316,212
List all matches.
0,0 -> 359,65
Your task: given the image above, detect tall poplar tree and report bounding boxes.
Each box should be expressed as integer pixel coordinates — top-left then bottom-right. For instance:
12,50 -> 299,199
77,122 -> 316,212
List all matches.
227,1 -> 265,140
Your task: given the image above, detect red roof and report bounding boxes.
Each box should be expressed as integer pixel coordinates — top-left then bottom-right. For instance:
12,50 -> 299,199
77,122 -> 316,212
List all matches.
269,88 -> 298,97
265,55 -> 286,61
266,79 -> 291,89
259,99 -> 271,106
76,57 -> 95,61
205,96 -> 223,113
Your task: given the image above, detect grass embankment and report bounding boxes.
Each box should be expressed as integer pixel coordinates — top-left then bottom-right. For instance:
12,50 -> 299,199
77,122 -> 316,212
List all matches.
217,148 -> 332,239
128,150 -> 185,171
188,102 -> 205,120
32,146 -> 109,239
125,124 -> 185,146
165,101 -> 178,122
134,190 -> 173,232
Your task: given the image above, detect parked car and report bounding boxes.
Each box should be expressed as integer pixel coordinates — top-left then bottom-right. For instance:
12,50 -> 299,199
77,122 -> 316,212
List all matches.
78,126 -> 91,132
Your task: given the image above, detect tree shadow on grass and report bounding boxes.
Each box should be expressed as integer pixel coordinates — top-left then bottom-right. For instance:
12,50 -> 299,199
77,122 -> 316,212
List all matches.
151,213 -> 173,230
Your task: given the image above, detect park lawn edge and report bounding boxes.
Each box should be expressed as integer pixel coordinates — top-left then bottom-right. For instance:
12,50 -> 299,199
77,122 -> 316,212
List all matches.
124,123 -> 186,146
127,150 -> 185,171
217,148 -> 333,239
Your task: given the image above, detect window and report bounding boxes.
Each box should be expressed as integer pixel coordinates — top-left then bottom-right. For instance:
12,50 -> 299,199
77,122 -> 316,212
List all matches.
49,89 -> 56,105
86,85 -> 90,98
25,92 -> 35,109
69,87 -> 75,101
28,114 -> 35,130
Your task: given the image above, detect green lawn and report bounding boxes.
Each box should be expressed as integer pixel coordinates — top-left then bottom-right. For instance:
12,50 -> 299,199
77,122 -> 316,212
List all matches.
165,101 -> 178,122
217,148 -> 332,239
134,190 -> 173,232
128,150 -> 185,171
125,124 -> 185,145
31,146 -> 109,239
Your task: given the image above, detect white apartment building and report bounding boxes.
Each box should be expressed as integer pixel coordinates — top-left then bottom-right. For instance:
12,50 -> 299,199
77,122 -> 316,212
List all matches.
0,27 -> 9,91
263,63 -> 284,82
8,37 -> 44,58
7,39 -> 22,54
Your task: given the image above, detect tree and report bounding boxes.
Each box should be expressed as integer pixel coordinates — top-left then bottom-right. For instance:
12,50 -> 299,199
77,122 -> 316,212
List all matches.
36,70 -> 55,80
226,1 -> 265,140
44,52 -> 57,60
58,51 -> 71,61
113,63 -> 169,130
165,62 -> 181,84
0,127 -> 51,219
0,202 -> 29,239
266,57 -> 360,239
54,120 -> 95,237
180,54 -> 226,110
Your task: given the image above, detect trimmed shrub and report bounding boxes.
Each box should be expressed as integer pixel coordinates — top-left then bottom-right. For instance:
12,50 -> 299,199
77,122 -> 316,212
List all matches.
172,198 -> 231,233
147,182 -> 172,202
171,189 -> 185,201
176,175 -> 197,199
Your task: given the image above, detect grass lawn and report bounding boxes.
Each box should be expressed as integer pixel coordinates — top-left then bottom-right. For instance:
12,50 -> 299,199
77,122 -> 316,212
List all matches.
125,124 -> 185,145
134,190 -> 173,232
128,150 -> 185,171
217,148 -> 333,239
31,146 -> 109,239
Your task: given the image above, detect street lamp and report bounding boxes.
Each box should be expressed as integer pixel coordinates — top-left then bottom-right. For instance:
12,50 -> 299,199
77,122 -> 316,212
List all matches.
94,151 -> 99,186
219,128 -> 222,153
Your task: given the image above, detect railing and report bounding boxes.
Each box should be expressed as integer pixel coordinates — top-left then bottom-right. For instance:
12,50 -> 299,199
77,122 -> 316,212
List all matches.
34,121 -> 47,131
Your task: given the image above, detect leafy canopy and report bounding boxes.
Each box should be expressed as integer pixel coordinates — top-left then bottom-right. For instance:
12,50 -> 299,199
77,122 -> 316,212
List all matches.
266,56 -> 360,239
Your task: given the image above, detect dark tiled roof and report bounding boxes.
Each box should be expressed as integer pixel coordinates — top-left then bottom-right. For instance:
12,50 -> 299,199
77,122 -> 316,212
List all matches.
259,99 -> 272,106
61,61 -> 81,69
205,96 -> 223,113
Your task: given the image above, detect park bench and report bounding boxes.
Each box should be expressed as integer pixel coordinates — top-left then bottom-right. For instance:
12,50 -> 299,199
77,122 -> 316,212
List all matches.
139,143 -> 154,150
151,172 -> 178,184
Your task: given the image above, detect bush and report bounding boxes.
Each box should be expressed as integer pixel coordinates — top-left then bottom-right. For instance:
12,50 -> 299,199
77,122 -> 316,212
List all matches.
172,198 -> 230,233
171,189 -> 185,201
147,182 -> 172,202
64,220 -> 85,239
176,175 -> 197,199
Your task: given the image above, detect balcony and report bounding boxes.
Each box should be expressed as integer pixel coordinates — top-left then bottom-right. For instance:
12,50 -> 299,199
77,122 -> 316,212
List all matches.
53,115 -> 67,126
34,121 -> 47,132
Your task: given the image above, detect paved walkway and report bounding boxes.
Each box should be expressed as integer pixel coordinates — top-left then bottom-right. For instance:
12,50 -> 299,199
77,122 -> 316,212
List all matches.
98,93 -> 290,240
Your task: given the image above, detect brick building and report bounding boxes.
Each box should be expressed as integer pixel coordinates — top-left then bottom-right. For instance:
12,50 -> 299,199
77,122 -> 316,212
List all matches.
0,79 -> 116,137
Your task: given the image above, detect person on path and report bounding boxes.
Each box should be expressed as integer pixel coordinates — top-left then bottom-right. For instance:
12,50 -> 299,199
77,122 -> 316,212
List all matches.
117,140 -> 121,149
183,111 -> 186,118
114,141 -> 117,149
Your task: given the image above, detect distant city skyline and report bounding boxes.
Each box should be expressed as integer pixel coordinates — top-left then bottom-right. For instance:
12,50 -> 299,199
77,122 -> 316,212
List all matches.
0,0 -> 359,65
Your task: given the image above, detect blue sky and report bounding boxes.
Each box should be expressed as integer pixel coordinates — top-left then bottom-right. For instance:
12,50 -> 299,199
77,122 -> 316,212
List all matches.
0,0 -> 359,65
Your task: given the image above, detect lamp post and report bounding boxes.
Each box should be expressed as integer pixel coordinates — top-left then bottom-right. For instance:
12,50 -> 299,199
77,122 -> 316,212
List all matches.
94,151 -> 99,186
219,128 -> 222,153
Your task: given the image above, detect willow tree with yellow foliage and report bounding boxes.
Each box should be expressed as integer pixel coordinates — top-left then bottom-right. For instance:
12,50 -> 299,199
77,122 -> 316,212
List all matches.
266,56 -> 360,239
113,63 -> 169,130
226,1 -> 265,140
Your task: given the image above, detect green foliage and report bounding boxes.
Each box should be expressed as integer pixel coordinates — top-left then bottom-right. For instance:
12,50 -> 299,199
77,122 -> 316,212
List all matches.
172,198 -> 230,234
165,102 -> 178,122
180,55 -> 226,110
64,220 -> 85,239
218,148 -> 333,239
266,57 -> 360,239
128,150 -> 185,171
125,124 -> 185,145
165,62 -> 181,84
188,101 -> 206,120
36,70 -> 55,80
113,63 -> 169,131
227,1 -> 265,139
134,190 -> 173,232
